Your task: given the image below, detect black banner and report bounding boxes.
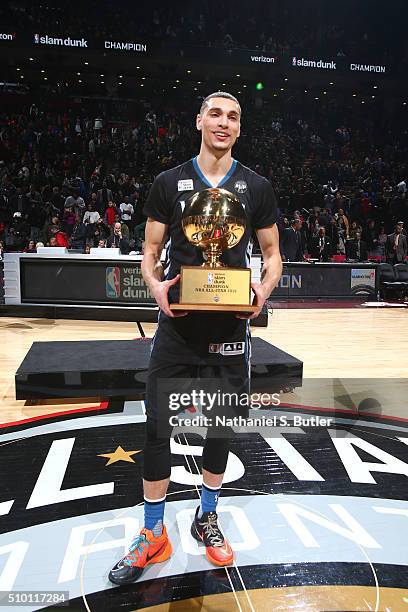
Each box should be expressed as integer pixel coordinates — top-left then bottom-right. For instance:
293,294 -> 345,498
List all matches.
20,258 -> 154,305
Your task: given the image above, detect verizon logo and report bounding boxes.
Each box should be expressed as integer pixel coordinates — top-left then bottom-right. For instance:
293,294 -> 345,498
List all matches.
250,55 -> 276,63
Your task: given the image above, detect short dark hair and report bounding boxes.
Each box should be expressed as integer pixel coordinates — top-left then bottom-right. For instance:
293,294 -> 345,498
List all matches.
200,91 -> 241,115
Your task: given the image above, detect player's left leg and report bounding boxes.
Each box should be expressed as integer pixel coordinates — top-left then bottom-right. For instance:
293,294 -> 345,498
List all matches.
190,361 -> 249,566
191,438 -> 234,566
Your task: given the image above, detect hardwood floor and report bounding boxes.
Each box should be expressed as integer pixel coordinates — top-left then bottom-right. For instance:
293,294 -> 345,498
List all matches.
0,308 -> 407,425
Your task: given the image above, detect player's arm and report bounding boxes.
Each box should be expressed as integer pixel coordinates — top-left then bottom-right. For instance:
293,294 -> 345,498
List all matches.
141,217 -> 186,318
237,224 -> 282,320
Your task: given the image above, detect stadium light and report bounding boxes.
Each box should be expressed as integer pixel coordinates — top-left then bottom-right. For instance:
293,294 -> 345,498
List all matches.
373,85 -> 378,89
16,68 -> 20,71
256,82 -> 264,90
84,62 -> 88,65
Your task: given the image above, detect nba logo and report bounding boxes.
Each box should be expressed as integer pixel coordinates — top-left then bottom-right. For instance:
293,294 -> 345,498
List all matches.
106,267 -> 120,298
292,56 -> 296,65
34,33 -> 39,44
207,273 -> 213,284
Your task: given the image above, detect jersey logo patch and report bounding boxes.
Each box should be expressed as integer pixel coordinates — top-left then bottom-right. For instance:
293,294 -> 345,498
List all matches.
178,179 -> 194,191
209,342 -> 245,356
179,200 -> 186,212
234,180 -> 247,194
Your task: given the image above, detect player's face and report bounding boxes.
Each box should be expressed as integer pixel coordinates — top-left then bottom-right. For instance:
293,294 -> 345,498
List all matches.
197,97 -> 241,153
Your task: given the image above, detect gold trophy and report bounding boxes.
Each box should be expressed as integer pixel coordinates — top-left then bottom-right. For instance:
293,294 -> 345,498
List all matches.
170,187 -> 257,313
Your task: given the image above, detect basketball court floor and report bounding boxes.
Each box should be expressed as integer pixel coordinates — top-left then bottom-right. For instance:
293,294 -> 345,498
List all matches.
0,306 -> 407,611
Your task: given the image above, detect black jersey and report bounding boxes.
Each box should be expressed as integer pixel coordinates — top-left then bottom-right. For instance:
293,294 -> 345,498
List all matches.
144,156 -> 277,364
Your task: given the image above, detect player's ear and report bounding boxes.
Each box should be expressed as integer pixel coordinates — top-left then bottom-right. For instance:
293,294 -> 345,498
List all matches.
196,114 -> 202,131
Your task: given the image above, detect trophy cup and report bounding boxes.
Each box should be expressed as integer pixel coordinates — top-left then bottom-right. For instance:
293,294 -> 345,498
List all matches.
170,187 -> 257,313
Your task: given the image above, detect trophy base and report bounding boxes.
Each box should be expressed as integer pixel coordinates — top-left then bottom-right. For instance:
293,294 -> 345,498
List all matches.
169,303 -> 258,313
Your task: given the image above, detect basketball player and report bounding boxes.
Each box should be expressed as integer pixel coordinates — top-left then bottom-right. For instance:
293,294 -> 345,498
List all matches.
109,92 -> 282,585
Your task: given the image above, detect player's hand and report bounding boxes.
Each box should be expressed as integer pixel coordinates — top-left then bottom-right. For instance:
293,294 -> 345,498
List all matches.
152,274 -> 188,318
236,282 -> 268,320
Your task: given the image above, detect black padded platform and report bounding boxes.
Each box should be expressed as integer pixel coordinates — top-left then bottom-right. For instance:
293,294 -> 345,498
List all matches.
15,338 -> 303,399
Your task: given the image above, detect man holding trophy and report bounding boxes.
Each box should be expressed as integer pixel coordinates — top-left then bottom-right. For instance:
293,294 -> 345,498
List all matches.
109,92 -> 282,585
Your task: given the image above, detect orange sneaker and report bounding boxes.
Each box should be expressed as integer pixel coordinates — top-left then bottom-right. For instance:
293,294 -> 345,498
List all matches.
108,525 -> 172,585
190,507 -> 234,566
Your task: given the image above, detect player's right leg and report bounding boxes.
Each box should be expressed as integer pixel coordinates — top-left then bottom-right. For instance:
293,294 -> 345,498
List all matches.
109,360 -> 189,585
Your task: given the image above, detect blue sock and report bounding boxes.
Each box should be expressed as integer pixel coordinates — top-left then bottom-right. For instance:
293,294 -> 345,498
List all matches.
144,497 -> 165,537
199,483 -> 221,517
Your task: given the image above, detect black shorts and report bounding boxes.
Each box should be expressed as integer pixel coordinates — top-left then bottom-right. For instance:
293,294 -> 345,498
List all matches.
145,355 -> 250,437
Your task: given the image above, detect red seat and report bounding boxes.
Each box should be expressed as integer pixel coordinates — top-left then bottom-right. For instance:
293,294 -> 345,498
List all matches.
331,254 -> 346,262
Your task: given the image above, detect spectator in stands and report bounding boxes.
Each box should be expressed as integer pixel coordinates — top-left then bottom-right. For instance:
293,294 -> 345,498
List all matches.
64,192 -> 86,212
310,226 -> 332,262
346,231 -> 368,261
336,216 -> 347,255
326,217 -> 339,255
337,209 -> 350,238
349,220 -> 362,240
50,186 -> 65,212
24,239 -> 36,253
280,218 -> 303,261
83,202 -> 101,244
107,221 -> 130,254
62,206 -> 76,237
104,200 -> 117,230
377,227 -> 387,259
119,195 -> 134,231
70,213 -> 87,251
96,181 -> 113,213
386,224 -> 407,264
363,219 -> 378,254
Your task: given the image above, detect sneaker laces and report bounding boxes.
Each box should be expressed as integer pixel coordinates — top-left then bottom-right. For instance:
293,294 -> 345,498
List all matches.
123,533 -> 149,566
202,514 -> 224,547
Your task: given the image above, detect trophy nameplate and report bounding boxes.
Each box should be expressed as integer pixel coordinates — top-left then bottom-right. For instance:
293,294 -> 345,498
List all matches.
170,188 -> 257,313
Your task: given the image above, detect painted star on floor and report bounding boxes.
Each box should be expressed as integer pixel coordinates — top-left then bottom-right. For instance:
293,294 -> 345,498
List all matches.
98,445 -> 142,466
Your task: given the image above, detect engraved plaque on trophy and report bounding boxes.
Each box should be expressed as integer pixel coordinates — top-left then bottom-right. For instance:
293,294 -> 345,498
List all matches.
170,187 -> 257,313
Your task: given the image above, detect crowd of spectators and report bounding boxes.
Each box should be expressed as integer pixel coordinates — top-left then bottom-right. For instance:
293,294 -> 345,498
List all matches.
1,0 -> 406,66
0,93 -> 407,264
